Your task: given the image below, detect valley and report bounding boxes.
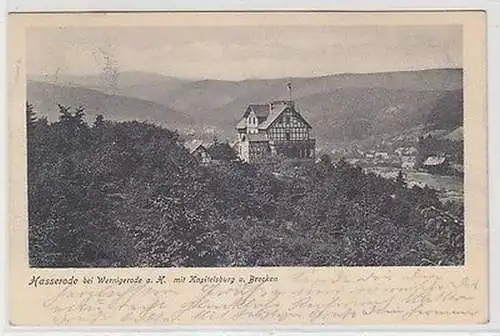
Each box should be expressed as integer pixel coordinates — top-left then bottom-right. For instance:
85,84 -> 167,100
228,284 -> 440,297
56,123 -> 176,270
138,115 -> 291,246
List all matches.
27,68 -> 464,199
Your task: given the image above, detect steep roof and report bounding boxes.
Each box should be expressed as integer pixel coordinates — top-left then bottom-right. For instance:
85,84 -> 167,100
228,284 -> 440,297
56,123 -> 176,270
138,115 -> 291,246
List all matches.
424,129 -> 449,139
259,102 -> 313,130
236,118 -> 247,130
236,100 -> 313,131
443,126 -> 463,142
258,103 -> 289,129
236,104 -> 270,130
249,104 -> 271,118
184,140 -> 211,154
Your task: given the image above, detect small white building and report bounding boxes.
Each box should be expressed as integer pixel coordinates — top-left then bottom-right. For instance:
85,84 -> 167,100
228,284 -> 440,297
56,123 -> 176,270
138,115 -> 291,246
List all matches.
422,155 -> 449,173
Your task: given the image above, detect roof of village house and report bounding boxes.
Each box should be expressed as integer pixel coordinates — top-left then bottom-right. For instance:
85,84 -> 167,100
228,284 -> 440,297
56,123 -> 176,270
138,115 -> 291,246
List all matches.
443,126 -> 464,142
423,156 -> 446,166
424,130 -> 449,139
184,140 -> 211,154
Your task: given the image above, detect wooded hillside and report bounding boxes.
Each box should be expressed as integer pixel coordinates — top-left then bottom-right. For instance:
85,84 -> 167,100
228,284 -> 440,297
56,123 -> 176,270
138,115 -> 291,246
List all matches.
27,103 -> 464,267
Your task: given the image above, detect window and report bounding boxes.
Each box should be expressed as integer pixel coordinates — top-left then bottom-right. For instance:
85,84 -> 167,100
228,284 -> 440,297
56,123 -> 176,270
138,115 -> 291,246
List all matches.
285,132 -> 290,140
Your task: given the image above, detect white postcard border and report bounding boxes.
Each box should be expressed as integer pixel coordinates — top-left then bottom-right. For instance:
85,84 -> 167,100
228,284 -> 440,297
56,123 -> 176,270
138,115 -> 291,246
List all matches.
2,1 -> 499,334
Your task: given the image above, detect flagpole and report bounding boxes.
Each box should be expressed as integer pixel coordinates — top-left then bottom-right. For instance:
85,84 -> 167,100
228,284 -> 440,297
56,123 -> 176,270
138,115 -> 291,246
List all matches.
287,80 -> 292,102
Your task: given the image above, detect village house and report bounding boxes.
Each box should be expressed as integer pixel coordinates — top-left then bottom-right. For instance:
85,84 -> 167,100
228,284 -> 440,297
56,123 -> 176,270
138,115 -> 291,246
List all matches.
184,140 -> 212,164
422,155 -> 449,174
235,99 -> 315,163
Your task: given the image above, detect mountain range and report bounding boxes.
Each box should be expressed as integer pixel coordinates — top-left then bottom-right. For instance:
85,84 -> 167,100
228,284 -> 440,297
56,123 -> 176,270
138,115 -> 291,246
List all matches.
27,68 -> 463,148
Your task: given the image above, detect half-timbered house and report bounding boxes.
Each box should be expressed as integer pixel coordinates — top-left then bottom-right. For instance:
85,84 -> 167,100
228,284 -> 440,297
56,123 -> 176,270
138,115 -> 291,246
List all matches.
235,100 -> 315,163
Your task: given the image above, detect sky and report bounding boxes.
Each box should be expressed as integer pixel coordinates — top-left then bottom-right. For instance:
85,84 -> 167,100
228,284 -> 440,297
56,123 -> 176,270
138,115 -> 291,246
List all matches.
27,25 -> 462,81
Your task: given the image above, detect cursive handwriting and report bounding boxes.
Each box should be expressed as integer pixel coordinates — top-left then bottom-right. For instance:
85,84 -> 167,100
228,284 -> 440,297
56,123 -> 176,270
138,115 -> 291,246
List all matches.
38,270 -> 482,325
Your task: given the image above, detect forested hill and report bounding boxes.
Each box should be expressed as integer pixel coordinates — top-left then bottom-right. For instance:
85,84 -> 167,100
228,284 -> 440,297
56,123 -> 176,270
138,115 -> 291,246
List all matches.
425,89 -> 463,131
27,104 -> 464,268
27,80 -> 194,130
28,68 -> 463,145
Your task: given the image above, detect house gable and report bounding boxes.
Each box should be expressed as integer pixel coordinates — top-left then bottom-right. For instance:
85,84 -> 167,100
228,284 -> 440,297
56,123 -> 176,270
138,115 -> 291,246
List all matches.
236,104 -> 271,130
262,105 -> 312,131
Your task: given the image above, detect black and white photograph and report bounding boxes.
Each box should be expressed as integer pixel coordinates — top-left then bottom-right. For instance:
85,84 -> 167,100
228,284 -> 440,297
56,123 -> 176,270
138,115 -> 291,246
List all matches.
26,22 -> 465,268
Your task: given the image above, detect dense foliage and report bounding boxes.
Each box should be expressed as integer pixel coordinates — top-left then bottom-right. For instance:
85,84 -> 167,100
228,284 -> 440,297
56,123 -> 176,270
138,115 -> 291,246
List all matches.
207,137 -> 238,161
27,103 -> 464,267
415,135 -> 464,168
414,89 -> 464,171
426,90 -> 464,131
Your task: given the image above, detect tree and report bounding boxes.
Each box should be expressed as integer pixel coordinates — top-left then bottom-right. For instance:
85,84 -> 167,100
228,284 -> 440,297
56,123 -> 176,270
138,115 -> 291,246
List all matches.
212,135 -> 219,146
27,101 -> 463,267
209,141 -> 237,161
396,169 -> 407,188
320,153 -> 331,164
54,104 -> 91,152
94,114 -> 105,127
26,102 -> 37,126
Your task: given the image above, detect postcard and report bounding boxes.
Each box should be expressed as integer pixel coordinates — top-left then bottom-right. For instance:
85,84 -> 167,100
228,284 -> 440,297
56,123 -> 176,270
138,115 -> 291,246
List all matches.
8,11 -> 488,326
